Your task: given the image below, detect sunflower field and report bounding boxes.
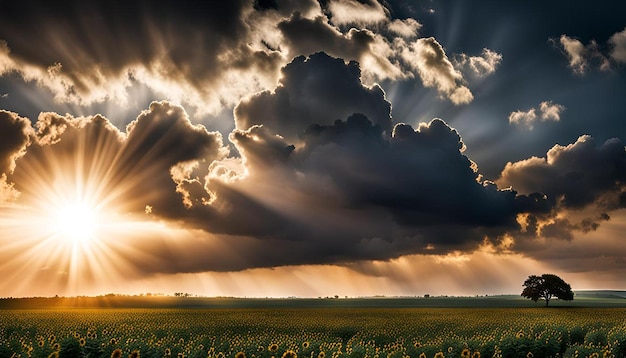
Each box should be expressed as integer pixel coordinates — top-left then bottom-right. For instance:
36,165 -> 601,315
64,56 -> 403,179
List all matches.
1,307 -> 625,358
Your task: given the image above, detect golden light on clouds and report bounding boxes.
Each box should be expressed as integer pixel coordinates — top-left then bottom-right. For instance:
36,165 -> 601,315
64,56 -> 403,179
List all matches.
0,114 -> 142,296
84,249 -> 552,299
1,0 -> 626,299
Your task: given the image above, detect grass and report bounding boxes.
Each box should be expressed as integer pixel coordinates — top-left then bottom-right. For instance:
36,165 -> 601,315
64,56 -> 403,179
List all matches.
1,292 -> 625,309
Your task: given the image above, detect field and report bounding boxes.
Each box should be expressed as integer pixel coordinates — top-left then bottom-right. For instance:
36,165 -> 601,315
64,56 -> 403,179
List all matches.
1,296 -> 626,358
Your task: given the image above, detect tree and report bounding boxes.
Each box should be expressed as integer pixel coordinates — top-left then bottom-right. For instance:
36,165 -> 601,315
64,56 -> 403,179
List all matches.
521,274 -> 574,306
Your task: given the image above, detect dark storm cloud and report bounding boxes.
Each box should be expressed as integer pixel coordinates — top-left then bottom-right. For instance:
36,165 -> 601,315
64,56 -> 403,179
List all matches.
499,135 -> 626,210
0,0 -> 248,74
177,112 -> 553,271
496,134 -> 626,250
212,55 -> 550,269
4,47 -> 624,276
235,52 -> 392,142
297,116 -> 519,228
537,214 -> 611,241
233,53 -> 520,239
1,52 -> 572,274
3,0 -> 626,278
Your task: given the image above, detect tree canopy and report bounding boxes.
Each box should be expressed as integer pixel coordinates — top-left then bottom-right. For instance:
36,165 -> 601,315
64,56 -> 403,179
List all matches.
521,274 -> 574,306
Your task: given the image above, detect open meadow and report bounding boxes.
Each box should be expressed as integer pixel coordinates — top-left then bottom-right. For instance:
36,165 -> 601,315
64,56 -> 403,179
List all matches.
1,295 -> 626,358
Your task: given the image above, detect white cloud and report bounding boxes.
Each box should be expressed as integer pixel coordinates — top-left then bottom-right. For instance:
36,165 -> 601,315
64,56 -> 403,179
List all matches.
0,40 -> 11,74
454,48 -> 502,77
508,108 -> 537,128
0,174 -> 20,205
559,35 -> 588,74
539,101 -> 565,121
400,37 -> 473,105
609,27 -> 626,63
327,0 -> 389,26
449,86 -> 474,105
509,101 -> 565,129
277,13 -> 405,84
557,34 -> 612,74
387,18 -> 422,38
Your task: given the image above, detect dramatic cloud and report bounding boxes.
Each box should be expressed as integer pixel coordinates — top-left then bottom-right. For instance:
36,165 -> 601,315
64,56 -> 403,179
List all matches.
609,27 -> 626,63
221,55 -> 562,266
509,101 -> 565,129
297,117 -> 521,229
6,52 -> 611,276
0,0 -> 482,118
0,110 -> 32,175
0,1 -> 296,114
277,12 -> 403,82
0,50 -> 487,274
235,53 -> 392,142
2,1 -> 626,296
221,114 -> 525,263
0,110 -> 30,204
499,135 -> 626,210
454,48 -> 502,78
9,101 -> 228,221
400,38 -> 473,104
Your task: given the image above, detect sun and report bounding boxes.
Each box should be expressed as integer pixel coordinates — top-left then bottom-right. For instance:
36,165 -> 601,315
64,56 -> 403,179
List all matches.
52,201 -> 99,244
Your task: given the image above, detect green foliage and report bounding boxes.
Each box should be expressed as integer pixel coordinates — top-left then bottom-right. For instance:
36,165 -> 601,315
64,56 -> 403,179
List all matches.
59,336 -> 83,358
522,274 -> 574,306
0,307 -> 624,358
563,344 -> 604,358
570,326 -> 588,345
586,329 -> 608,346
609,326 -> 626,358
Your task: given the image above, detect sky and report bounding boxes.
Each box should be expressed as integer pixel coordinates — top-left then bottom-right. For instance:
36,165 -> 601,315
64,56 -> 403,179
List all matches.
0,0 -> 625,298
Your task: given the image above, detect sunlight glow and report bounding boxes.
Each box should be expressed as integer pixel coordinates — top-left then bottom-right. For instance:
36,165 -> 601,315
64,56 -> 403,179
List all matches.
51,201 -> 99,245
0,117 -> 156,296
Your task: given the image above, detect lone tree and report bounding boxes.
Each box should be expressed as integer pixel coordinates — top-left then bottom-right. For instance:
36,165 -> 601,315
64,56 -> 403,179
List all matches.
521,274 -> 574,306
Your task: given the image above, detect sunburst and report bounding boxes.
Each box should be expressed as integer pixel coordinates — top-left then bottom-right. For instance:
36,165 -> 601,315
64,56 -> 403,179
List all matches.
50,200 -> 100,245
0,117 -> 149,296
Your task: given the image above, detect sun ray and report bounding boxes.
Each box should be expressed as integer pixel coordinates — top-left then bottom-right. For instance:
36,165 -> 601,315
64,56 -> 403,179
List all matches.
0,116 -> 160,296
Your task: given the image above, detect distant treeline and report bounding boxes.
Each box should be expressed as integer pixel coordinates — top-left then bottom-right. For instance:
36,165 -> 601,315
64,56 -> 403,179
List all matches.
0,292 -> 625,309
